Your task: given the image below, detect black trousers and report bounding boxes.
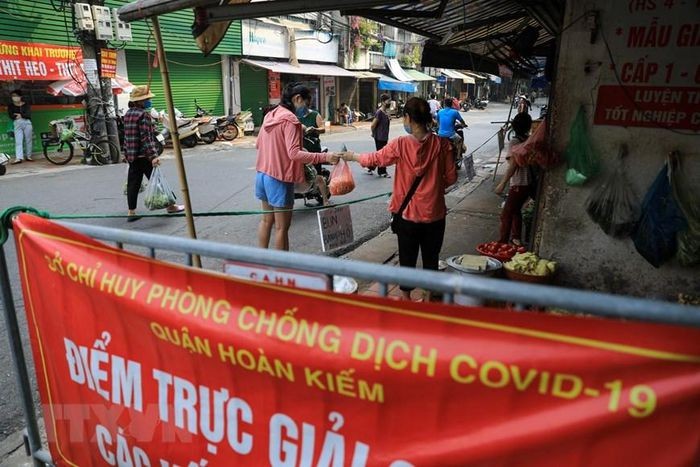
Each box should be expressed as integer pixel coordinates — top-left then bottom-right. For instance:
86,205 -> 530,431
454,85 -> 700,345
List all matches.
395,216 -> 446,291
367,139 -> 388,175
127,158 -> 153,210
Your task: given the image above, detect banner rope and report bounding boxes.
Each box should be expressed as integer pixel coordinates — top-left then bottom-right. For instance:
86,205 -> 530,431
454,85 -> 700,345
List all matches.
0,192 -> 392,245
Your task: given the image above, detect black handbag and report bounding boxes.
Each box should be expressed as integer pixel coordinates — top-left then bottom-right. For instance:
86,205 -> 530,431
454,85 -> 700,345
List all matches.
390,174 -> 424,234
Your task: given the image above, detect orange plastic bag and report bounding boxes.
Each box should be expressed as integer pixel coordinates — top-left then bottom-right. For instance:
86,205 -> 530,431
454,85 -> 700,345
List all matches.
329,159 -> 356,196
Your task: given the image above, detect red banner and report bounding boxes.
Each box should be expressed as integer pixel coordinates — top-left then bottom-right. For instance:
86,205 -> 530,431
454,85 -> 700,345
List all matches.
100,49 -> 117,79
13,214 -> 700,466
594,85 -> 700,131
0,40 -> 82,81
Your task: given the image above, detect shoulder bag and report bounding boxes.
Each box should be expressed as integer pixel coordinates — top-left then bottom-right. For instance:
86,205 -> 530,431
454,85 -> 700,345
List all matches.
390,174 -> 424,234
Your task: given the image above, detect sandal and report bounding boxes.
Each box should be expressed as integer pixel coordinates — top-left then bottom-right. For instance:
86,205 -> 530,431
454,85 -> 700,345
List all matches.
167,204 -> 185,213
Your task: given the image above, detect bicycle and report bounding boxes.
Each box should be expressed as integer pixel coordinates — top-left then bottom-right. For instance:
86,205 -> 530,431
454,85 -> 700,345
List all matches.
42,119 -> 118,166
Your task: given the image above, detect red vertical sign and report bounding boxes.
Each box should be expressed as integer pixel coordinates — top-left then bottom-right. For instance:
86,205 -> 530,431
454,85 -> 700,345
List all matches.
268,71 -> 281,100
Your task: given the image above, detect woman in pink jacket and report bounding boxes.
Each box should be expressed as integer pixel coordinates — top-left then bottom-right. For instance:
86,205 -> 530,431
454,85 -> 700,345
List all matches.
342,97 -> 457,300
256,83 -> 339,250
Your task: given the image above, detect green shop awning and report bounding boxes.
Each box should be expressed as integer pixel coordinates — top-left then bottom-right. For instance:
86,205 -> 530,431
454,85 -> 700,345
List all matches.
404,69 -> 436,82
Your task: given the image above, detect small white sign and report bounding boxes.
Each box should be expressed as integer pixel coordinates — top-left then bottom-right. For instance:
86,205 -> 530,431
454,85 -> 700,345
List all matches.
317,205 -> 354,252
83,58 -> 98,71
223,261 -> 330,291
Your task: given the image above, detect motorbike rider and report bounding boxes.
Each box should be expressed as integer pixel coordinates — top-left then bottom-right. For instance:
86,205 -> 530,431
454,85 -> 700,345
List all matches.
435,97 -> 466,161
427,93 -> 441,119
297,99 -> 331,205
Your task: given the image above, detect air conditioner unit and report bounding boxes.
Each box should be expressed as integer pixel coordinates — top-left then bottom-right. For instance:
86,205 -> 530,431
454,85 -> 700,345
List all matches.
112,8 -> 132,41
74,3 -> 94,31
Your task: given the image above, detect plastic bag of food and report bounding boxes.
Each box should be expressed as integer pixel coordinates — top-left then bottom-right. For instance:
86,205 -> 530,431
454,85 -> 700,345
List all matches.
564,107 -> 600,186
122,164 -> 148,196
632,158 -> 688,268
143,166 -> 176,210
669,151 -> 700,266
585,145 -> 639,238
329,159 -> 355,196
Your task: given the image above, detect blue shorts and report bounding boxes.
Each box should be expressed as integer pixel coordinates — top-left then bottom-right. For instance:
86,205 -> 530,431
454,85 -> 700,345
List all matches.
255,172 -> 294,208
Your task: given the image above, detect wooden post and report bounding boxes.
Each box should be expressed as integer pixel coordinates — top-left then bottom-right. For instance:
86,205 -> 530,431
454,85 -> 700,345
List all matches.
151,16 -> 201,267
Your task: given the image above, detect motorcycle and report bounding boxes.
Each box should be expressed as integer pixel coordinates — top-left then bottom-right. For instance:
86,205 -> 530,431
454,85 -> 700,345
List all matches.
196,100 -> 254,141
474,98 -> 489,110
454,121 -> 468,170
0,152 -> 9,176
294,144 -> 331,206
159,109 -> 200,149
193,100 -> 221,144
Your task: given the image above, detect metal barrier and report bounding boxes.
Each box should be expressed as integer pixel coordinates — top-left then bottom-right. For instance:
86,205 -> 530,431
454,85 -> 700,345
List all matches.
1,220 -> 699,465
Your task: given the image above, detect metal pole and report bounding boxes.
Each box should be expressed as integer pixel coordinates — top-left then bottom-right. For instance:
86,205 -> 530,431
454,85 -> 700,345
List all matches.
0,245 -> 45,467
151,16 -> 201,267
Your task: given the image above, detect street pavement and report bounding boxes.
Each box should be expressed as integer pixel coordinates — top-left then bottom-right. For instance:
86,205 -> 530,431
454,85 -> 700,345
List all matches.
0,102 -> 516,457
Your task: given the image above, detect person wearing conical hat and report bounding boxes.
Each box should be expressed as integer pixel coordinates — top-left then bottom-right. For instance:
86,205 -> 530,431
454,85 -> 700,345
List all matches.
123,85 -> 183,221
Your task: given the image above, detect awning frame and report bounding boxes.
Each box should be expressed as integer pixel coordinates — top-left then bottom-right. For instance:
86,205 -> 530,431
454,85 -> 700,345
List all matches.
241,58 -> 357,77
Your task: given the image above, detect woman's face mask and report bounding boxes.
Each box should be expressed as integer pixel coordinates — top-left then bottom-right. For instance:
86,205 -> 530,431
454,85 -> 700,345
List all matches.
294,96 -> 308,117
143,99 -> 153,109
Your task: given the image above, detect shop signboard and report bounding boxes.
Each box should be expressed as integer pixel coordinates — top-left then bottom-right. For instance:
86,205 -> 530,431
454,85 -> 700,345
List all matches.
0,40 -> 81,81
241,20 -> 338,64
593,2 -> 699,131
100,48 -> 117,78
11,214 -> 700,467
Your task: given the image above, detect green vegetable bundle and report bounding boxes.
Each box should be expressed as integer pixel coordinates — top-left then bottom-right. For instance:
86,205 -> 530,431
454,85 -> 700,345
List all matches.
144,166 -> 176,211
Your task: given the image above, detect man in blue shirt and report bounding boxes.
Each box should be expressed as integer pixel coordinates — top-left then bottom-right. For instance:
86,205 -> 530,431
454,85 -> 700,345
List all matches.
436,98 -> 465,138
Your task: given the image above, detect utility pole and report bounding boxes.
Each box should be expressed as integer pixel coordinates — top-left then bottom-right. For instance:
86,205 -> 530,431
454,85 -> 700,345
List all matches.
76,0 -> 120,164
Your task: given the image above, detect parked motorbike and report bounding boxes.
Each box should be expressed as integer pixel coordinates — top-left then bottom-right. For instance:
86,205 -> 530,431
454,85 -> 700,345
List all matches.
474,98 -> 489,110
193,100 -> 220,144
159,109 -> 200,149
195,100 -> 254,140
294,145 -> 331,206
0,152 -> 9,175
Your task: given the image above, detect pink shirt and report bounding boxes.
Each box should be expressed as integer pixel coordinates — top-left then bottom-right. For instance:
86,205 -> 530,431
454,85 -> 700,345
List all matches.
358,134 -> 458,223
256,106 -> 329,183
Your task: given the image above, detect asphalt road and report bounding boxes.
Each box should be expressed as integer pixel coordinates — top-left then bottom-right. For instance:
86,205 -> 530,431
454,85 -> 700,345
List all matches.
0,102 -> 517,442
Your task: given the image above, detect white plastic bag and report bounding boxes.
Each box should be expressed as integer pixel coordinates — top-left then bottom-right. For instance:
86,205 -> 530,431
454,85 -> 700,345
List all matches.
143,167 -> 176,210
